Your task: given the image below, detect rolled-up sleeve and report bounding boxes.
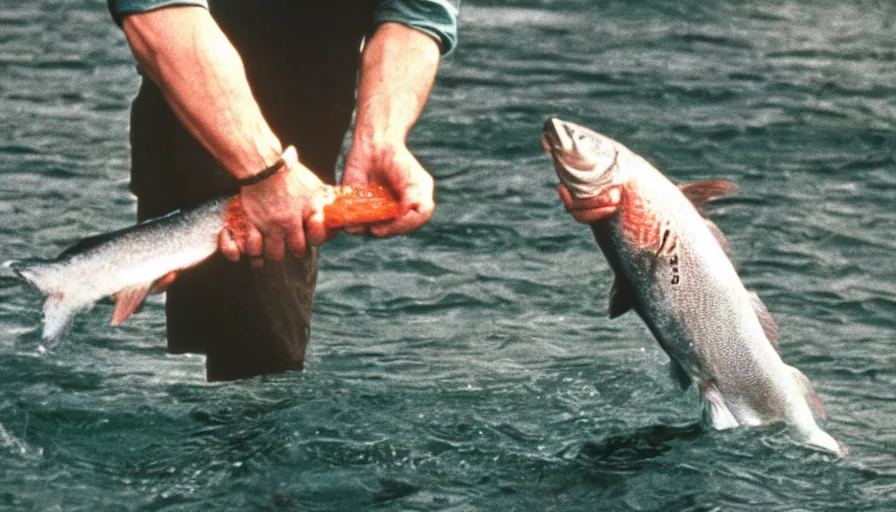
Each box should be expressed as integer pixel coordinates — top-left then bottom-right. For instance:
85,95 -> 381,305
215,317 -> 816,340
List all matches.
374,0 -> 460,55
107,0 -> 209,26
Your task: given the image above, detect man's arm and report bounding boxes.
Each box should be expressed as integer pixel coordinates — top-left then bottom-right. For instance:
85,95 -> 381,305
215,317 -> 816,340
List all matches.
121,6 -> 329,262
341,22 -> 441,237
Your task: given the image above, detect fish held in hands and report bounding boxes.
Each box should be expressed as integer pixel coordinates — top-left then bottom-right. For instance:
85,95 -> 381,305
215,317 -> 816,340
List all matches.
542,117 -> 843,455
8,184 -> 401,343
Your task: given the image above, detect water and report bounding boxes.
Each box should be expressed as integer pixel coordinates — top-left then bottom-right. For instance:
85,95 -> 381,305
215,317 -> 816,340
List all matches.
1,0 -> 894,510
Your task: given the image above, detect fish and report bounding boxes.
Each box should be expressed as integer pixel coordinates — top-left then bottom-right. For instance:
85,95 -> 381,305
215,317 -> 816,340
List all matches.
541,117 -> 843,455
8,185 -> 400,344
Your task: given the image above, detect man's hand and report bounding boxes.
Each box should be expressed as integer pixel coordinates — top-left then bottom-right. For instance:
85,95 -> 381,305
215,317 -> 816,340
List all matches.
219,147 -> 336,266
557,183 -> 622,224
341,22 -> 441,238
340,142 -> 435,237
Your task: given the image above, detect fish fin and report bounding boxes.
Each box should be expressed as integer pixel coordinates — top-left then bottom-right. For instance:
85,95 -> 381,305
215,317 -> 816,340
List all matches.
748,291 -> 779,349
703,218 -> 732,258
608,276 -> 634,318
669,358 -> 692,390
9,260 -> 78,343
699,381 -> 740,430
7,258 -> 58,296
41,294 -> 77,343
678,180 -> 738,215
111,283 -> 154,325
788,365 -> 827,421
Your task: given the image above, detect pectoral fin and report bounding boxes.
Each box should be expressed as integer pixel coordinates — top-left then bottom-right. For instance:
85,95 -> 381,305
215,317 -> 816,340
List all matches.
788,365 -> 827,421
111,283 -> 154,325
699,381 -> 740,430
608,276 -> 635,318
669,358 -> 692,390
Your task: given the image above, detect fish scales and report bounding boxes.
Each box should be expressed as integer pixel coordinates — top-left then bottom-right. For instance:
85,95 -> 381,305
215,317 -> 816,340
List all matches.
9,198 -> 229,342
542,117 -> 843,455
8,184 -> 402,344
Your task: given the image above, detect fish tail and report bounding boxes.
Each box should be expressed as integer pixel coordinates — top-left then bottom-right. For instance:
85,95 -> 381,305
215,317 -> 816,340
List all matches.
7,259 -> 78,343
40,294 -> 77,343
5,259 -> 57,296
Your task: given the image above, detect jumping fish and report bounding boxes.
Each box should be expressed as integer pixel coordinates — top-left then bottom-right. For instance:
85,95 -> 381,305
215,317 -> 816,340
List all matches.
541,117 -> 843,455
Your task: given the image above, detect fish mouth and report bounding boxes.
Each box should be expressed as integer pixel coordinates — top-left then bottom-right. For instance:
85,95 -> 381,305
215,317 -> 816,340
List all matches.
541,117 -> 571,156
541,117 -> 619,198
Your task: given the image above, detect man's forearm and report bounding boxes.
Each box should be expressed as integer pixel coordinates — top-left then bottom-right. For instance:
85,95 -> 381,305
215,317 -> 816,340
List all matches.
122,6 -> 282,179
353,22 -> 441,152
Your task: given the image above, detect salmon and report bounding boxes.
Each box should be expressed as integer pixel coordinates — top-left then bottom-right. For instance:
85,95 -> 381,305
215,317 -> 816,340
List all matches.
8,185 -> 399,344
542,117 -> 843,455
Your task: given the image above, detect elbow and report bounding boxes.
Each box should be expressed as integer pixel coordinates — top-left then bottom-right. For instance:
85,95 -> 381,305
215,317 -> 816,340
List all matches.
366,22 -> 442,69
120,7 -> 246,87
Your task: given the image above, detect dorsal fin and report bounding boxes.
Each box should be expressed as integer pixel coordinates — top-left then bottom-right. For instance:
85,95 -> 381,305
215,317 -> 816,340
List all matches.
747,291 -> 779,349
678,180 -> 738,215
608,276 -> 635,318
703,218 -> 732,258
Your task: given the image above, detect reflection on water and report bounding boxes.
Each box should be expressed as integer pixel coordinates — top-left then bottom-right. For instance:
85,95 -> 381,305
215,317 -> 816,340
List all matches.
0,0 -> 894,510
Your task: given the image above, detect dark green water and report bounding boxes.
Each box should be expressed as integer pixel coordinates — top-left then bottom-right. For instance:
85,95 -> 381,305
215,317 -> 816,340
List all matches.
1,1 -> 894,510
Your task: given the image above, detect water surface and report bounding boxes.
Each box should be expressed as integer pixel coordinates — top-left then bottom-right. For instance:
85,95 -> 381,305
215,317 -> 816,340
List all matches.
1,1 -> 894,510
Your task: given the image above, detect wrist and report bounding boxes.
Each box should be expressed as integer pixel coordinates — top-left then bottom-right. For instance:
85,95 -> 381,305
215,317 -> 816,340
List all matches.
237,145 -> 296,188
351,131 -> 406,163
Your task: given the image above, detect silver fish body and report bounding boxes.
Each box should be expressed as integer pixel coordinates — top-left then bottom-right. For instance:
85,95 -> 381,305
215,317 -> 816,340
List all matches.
542,117 -> 842,455
8,197 -> 231,343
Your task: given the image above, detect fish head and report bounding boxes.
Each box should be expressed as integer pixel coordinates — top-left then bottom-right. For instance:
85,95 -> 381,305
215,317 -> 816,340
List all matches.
542,117 -> 620,198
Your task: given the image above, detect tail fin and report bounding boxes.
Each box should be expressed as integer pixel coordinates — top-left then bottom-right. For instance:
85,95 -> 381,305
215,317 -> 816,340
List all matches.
40,294 -> 77,343
5,259 -> 57,296
6,259 -> 76,343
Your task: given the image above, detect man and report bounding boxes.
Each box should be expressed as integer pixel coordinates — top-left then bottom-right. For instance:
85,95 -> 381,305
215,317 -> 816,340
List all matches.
107,1 -> 459,381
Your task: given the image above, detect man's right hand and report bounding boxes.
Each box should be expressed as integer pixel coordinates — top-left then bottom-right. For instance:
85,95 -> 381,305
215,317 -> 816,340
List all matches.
219,146 -> 336,266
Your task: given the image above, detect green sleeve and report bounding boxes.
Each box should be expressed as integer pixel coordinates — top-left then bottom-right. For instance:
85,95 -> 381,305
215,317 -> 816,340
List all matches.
374,0 -> 461,55
106,0 -> 209,26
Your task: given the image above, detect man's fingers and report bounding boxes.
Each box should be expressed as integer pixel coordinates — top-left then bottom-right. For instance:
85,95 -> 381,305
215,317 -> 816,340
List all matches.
369,200 -> 433,237
343,224 -> 370,236
219,229 -> 241,262
263,230 -> 286,262
368,173 -> 434,237
245,228 -> 264,259
284,226 -> 308,257
305,211 -> 339,247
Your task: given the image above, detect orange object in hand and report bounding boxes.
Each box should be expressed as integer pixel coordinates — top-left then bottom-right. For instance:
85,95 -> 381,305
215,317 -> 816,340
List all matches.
224,184 -> 401,234
323,184 -> 401,229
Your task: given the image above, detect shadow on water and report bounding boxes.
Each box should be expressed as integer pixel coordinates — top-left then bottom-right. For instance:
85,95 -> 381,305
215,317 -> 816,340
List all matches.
575,422 -> 704,471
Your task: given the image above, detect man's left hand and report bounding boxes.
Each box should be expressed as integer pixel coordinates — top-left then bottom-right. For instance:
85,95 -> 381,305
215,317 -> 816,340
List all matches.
340,141 -> 435,237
